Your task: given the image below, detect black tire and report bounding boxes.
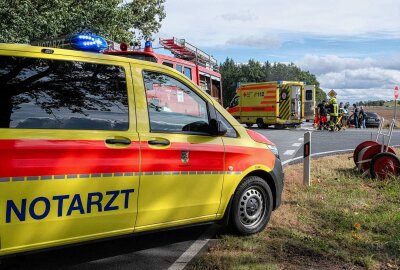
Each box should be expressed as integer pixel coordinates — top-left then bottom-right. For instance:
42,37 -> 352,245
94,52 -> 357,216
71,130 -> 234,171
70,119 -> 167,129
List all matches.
245,123 -> 253,128
256,118 -> 266,129
229,176 -> 273,235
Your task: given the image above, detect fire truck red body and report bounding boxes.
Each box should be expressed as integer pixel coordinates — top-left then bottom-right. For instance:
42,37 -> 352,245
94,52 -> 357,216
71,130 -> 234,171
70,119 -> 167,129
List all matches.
104,38 -> 223,105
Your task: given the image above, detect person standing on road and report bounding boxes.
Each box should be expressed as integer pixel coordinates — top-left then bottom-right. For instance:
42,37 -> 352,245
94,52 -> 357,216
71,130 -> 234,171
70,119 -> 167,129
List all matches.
317,100 -> 327,130
341,104 -> 349,128
359,106 -> 366,128
353,104 -> 360,128
329,98 -> 339,131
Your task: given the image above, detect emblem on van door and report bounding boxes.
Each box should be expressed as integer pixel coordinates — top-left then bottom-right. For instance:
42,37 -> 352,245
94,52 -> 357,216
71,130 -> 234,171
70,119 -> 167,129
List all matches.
181,151 -> 189,164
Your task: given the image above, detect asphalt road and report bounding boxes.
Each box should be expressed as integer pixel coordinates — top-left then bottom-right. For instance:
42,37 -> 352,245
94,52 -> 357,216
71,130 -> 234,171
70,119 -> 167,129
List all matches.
2,126 -> 399,270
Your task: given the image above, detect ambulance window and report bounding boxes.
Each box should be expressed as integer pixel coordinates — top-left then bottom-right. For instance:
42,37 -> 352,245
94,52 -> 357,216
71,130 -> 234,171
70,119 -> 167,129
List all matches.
176,64 -> 182,73
306,90 -> 313,100
0,56 -> 129,130
162,62 -> 173,68
143,71 -> 209,134
230,96 -> 239,107
183,67 -> 192,80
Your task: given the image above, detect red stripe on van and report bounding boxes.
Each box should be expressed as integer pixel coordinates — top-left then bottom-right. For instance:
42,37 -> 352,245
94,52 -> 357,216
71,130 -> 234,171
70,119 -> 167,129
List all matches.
241,106 -> 275,112
0,140 -> 140,178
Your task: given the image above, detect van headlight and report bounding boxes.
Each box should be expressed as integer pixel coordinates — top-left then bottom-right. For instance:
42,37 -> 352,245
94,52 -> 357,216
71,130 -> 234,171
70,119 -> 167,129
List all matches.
267,144 -> 280,159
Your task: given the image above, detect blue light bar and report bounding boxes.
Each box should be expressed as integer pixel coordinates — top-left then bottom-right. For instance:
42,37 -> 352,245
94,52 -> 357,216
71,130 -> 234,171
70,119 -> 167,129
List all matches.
70,34 -> 108,52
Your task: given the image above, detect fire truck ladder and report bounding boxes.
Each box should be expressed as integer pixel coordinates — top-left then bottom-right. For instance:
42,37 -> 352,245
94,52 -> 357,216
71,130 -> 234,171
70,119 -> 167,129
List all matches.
159,37 -> 217,69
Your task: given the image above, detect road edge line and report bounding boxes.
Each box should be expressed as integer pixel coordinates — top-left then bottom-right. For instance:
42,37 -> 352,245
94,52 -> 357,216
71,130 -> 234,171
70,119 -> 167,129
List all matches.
282,144 -> 400,166
167,226 -> 217,270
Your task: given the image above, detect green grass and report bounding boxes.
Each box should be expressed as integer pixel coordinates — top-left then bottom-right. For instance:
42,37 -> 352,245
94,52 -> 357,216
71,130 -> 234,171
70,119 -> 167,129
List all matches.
190,153 -> 400,270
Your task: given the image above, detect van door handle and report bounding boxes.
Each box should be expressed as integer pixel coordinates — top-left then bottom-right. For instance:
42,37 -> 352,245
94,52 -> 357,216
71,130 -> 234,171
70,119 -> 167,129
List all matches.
105,138 -> 131,145
148,139 -> 170,146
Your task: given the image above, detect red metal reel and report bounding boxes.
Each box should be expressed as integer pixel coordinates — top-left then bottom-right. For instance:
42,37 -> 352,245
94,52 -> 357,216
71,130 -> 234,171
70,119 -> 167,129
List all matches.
370,152 -> 400,179
353,141 -> 379,165
357,145 -> 396,173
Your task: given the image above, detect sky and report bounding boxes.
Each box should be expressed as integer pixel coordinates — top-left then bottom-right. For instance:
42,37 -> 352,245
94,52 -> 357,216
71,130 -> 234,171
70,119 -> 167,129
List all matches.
154,0 -> 400,103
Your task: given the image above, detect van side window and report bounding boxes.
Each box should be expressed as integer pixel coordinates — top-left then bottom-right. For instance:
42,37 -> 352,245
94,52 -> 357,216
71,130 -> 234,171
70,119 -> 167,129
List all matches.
0,56 -> 129,130
143,71 -> 209,134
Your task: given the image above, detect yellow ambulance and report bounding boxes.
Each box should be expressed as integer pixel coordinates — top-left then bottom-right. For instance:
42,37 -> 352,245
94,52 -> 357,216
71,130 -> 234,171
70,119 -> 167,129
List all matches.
0,35 -> 283,256
227,81 -> 306,128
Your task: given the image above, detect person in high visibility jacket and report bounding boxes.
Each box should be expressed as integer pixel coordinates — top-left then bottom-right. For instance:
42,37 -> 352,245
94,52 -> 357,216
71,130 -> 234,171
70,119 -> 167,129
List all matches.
329,98 -> 339,130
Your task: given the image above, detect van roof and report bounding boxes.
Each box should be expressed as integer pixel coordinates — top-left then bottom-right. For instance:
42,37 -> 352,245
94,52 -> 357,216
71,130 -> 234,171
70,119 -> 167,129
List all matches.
0,43 -> 163,68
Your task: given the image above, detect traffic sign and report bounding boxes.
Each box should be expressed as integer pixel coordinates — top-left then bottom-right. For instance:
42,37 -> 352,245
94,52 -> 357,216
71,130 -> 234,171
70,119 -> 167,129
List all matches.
395,86 -> 399,100
328,89 -> 337,98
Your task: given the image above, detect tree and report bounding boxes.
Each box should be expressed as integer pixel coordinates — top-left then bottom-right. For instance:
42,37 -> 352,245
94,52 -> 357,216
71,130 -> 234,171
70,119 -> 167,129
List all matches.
0,0 -> 166,43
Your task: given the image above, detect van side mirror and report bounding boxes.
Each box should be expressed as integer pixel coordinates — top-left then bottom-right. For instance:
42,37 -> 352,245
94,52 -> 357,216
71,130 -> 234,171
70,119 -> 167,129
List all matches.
209,119 -> 227,136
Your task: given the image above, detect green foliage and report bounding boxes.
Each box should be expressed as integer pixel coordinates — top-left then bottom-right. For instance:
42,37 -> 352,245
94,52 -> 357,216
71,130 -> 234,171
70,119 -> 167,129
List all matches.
0,0 -> 166,43
220,58 -> 327,105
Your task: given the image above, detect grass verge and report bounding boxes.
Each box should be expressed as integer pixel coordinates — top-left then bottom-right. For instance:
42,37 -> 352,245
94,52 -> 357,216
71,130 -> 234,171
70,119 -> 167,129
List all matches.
191,151 -> 400,270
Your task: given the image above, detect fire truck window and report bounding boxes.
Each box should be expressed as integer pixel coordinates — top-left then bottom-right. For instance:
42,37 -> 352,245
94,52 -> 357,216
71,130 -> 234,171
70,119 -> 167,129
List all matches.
162,62 -> 173,68
183,67 -> 192,80
0,55 -> 129,130
306,90 -> 313,101
143,71 -> 209,134
176,64 -> 182,73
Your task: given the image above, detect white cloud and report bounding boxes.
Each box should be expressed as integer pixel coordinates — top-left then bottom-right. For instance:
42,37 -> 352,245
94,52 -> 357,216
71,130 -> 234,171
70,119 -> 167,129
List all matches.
226,35 -> 282,49
160,0 -> 400,46
221,10 -> 258,22
296,55 -> 400,101
297,55 -> 375,75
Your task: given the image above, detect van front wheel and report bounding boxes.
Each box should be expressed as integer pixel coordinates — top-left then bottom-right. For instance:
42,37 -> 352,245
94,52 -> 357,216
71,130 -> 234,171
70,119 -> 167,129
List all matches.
229,176 -> 273,235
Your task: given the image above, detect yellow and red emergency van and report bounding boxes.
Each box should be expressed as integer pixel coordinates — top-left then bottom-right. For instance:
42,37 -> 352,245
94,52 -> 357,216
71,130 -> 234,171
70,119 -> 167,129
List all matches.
0,35 -> 283,256
227,81 -> 306,128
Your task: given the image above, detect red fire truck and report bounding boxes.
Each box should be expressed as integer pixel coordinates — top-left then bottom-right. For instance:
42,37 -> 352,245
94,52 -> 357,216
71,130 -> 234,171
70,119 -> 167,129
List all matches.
105,38 -> 223,105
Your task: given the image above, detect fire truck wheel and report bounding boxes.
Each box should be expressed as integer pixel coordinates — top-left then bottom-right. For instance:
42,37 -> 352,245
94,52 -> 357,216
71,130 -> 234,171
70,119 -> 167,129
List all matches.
370,152 -> 400,179
229,176 -> 273,235
245,123 -> 253,128
256,119 -> 266,129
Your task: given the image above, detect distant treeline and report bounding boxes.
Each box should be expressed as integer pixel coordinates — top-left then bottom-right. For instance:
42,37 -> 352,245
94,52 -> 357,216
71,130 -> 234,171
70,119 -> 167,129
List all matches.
219,58 -> 327,106
355,100 -> 400,106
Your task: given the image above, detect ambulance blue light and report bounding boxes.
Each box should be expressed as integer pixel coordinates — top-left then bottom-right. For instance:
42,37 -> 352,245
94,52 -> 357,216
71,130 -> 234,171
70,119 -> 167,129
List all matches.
70,34 -> 108,52
277,80 -> 283,84
145,41 -> 152,48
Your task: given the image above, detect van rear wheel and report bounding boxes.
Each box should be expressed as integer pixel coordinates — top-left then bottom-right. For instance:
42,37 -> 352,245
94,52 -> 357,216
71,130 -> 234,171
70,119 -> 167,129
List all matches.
229,176 -> 273,235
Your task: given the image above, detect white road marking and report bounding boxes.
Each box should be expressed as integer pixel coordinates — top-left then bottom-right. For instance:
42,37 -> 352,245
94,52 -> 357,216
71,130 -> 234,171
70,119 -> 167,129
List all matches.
298,138 -> 304,141
292,143 -> 302,147
168,226 -> 217,270
283,150 -> 296,155
282,148 -> 354,166
282,145 -> 400,166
